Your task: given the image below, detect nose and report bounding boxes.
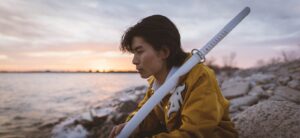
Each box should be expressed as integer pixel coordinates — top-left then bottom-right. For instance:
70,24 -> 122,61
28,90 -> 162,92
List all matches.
132,54 -> 139,65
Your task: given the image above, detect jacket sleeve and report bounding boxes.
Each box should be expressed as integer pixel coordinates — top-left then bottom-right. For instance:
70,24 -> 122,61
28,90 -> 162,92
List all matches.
125,88 -> 164,137
125,88 -> 151,122
152,70 -> 226,138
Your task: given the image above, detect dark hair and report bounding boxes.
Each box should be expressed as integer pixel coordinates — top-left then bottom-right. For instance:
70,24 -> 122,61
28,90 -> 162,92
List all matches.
120,15 -> 187,69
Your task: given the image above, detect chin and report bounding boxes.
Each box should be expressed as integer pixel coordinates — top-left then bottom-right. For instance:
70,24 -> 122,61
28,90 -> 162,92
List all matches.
140,73 -> 150,79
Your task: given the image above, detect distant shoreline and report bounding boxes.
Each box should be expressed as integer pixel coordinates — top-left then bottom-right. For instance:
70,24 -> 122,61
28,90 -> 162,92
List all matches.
0,71 -> 138,73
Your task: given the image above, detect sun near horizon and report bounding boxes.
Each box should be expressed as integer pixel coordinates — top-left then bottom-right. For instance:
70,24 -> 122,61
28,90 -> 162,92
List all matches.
0,1 -> 299,72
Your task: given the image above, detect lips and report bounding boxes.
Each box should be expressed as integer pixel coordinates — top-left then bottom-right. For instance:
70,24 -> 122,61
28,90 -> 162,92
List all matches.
136,68 -> 143,73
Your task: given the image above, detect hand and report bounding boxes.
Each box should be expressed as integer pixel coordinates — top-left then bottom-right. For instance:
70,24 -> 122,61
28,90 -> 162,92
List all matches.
109,123 -> 126,138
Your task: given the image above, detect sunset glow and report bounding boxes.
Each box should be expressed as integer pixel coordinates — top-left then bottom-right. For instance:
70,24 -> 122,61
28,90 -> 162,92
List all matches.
0,0 -> 299,71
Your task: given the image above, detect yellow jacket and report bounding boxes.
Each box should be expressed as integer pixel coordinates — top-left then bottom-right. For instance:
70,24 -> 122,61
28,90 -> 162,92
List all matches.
126,63 -> 238,138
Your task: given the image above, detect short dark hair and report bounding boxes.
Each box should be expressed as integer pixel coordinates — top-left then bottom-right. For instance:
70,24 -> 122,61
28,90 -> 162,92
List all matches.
120,15 -> 187,69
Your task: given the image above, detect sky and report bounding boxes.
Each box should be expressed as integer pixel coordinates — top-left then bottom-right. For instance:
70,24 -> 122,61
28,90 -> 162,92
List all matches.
0,0 -> 299,71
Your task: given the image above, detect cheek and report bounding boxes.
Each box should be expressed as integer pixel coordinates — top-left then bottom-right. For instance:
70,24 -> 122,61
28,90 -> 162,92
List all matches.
142,52 -> 163,69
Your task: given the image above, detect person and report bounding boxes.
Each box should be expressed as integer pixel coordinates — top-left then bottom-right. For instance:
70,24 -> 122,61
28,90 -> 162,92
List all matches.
109,15 -> 238,138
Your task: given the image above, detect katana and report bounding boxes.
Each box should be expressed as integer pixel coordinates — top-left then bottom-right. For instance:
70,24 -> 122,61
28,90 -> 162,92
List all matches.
117,7 -> 250,138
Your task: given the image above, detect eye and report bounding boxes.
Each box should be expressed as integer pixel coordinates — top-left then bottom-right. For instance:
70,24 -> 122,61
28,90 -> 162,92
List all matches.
136,50 -> 143,54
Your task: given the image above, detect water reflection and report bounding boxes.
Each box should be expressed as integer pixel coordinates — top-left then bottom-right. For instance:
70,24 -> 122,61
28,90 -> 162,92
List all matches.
0,73 -> 147,136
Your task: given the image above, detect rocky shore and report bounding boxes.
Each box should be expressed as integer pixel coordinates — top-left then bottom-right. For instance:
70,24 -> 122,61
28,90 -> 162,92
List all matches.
27,59 -> 300,138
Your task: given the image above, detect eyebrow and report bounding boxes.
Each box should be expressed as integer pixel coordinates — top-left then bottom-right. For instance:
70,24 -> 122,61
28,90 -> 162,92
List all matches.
133,46 -> 143,52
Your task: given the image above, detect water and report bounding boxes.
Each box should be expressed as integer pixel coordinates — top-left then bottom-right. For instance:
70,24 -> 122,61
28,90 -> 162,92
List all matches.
0,73 -> 147,137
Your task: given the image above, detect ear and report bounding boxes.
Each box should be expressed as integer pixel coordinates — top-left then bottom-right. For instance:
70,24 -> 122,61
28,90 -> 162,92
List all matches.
159,47 -> 170,60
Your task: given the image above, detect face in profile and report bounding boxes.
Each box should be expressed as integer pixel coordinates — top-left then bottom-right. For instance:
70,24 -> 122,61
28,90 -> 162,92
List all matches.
131,36 -> 168,78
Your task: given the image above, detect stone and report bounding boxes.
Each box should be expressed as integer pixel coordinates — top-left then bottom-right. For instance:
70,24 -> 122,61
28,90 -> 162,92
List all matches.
248,86 -> 269,98
39,118 -> 63,129
269,95 -> 288,101
277,76 -> 292,86
274,86 -> 300,104
238,105 -> 250,111
233,101 -> 300,138
246,73 -> 275,85
134,85 -> 147,91
112,113 -> 128,124
251,86 -> 264,94
287,79 -> 300,90
52,117 -> 88,138
221,80 -> 250,99
229,106 -> 239,113
116,100 -> 138,113
291,72 -> 300,80
262,83 -> 276,90
230,95 -> 259,108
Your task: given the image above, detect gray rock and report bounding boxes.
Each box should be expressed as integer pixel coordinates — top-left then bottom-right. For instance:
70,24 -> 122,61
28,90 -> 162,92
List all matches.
291,72 -> 300,80
230,95 -> 259,108
111,113 -> 128,124
262,83 -> 276,90
229,106 -> 239,113
248,86 -> 269,98
277,76 -> 292,86
250,85 -> 264,94
134,85 -> 147,91
274,86 -> 300,104
238,105 -> 250,111
233,100 -> 300,138
247,73 -> 275,84
116,100 -> 138,113
39,118 -> 63,129
221,80 -> 250,99
287,79 -> 300,90
269,95 -> 289,101
52,117 -> 88,138
265,89 -> 274,96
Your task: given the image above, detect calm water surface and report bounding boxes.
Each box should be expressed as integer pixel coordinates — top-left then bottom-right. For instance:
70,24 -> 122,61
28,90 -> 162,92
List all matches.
0,73 -> 147,136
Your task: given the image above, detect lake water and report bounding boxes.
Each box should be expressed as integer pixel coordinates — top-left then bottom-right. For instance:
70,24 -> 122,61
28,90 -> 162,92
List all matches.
0,73 -> 147,137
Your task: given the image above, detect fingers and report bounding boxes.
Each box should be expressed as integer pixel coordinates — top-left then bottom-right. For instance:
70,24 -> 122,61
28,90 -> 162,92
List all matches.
109,126 -> 117,138
109,123 -> 126,138
115,125 -> 122,135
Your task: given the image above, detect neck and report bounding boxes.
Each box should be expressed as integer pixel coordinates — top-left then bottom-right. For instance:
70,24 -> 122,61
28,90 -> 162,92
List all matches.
154,66 -> 170,85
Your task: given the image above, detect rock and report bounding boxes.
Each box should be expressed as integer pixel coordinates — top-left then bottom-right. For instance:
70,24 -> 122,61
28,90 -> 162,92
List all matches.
238,105 -> 250,111
111,113 -> 128,124
52,117 -> 88,138
248,86 -> 269,98
230,95 -> 259,108
229,106 -> 239,113
58,107 -> 114,132
233,101 -> 300,138
269,95 -> 289,101
221,80 -> 250,99
134,85 -> 147,91
267,65 -> 280,72
247,73 -> 275,84
116,100 -> 138,113
273,86 -> 300,104
291,72 -> 300,80
277,76 -> 292,86
39,118 -> 64,129
262,83 -> 276,91
251,85 -> 264,94
265,89 -> 274,96
287,79 -> 300,90
13,116 -> 25,120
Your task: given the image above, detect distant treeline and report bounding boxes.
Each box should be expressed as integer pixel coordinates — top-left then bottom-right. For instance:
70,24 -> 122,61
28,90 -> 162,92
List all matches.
0,70 -> 138,73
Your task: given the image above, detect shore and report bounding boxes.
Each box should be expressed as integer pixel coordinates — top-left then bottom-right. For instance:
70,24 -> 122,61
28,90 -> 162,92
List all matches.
26,59 -> 300,138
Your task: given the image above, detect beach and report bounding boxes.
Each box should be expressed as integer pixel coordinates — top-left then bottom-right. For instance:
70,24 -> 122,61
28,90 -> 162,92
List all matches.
1,59 -> 300,138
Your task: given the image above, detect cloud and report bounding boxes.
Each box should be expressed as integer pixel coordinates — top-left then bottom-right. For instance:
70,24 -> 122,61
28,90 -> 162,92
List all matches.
0,0 -> 299,70
0,54 -> 8,60
25,50 -> 94,58
100,51 -> 131,58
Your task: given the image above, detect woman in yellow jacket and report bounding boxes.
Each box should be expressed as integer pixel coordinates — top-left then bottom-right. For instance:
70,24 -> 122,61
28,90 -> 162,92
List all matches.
109,14 -> 238,138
